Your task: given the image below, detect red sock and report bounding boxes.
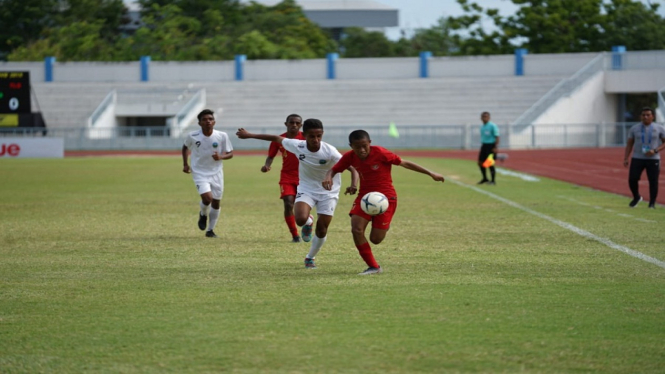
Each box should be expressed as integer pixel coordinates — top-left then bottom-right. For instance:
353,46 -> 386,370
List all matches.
356,242 -> 380,268
285,215 -> 298,237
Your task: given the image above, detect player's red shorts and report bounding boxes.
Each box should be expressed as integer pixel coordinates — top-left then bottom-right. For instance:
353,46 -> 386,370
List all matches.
349,196 -> 398,229
279,183 -> 298,199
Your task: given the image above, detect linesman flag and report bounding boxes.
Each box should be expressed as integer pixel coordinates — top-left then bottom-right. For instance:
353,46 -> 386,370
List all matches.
388,122 -> 399,138
482,154 -> 495,168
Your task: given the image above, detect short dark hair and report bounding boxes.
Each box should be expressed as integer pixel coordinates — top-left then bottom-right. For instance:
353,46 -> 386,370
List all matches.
642,107 -> 655,117
285,114 -> 302,123
481,111 -> 490,116
197,109 -> 214,121
303,118 -> 323,133
349,130 -> 370,144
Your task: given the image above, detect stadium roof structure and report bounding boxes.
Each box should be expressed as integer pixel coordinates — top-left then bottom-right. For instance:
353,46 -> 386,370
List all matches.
257,0 -> 399,28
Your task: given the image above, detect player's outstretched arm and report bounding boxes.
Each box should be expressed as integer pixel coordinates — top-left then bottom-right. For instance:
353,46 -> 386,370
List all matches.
400,160 -> 445,183
322,169 -> 338,191
262,157 -> 274,172
236,128 -> 284,144
344,166 -> 359,195
181,145 -> 191,173
213,151 -> 233,161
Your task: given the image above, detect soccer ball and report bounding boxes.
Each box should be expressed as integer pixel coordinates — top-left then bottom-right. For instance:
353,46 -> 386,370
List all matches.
360,192 -> 389,216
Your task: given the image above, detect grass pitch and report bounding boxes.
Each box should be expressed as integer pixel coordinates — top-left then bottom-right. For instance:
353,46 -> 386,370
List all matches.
1,155 -> 664,373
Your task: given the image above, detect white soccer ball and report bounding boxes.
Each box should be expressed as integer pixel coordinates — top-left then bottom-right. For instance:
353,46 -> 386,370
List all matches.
360,192 -> 389,216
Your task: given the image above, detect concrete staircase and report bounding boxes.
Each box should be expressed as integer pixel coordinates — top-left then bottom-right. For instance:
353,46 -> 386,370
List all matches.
31,82 -> 197,129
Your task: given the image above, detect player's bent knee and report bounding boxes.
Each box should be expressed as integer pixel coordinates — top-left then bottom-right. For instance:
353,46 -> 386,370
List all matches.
370,237 -> 384,245
351,225 -> 365,236
369,231 -> 386,245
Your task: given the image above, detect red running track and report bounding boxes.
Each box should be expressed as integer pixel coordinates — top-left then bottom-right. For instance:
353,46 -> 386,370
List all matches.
400,147 -> 665,205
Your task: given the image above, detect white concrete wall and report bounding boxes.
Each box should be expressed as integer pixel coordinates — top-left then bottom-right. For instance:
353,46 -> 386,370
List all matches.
2,51 -> 664,85
430,55 -> 513,77
621,50 -> 665,70
0,62 -> 45,81
244,59 -> 326,81
337,57 -> 418,79
151,61 -> 234,82
524,53 -> 598,76
535,72 -> 616,125
55,62 -> 140,82
605,70 -> 665,93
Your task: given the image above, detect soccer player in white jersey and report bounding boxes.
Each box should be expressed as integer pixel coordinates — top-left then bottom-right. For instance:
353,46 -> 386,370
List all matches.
182,109 -> 234,238
236,119 -> 359,269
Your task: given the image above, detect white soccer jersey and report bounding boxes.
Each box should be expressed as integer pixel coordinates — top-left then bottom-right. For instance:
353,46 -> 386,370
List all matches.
184,129 -> 233,175
282,138 -> 343,198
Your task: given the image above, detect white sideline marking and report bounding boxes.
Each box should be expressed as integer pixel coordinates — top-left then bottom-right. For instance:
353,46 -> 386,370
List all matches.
451,180 -> 665,270
559,196 -> 657,224
495,168 -> 540,182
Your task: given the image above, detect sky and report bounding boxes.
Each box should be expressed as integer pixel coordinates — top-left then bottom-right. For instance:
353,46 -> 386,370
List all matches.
377,0 -> 518,40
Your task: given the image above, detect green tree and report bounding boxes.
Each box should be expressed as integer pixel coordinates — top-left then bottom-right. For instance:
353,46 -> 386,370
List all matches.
8,21 -> 116,61
3,0 -> 127,61
0,0 -> 59,59
55,0 -> 128,42
236,0 -> 334,59
502,0 -> 607,53
138,0 -> 242,37
446,0 -> 516,55
409,18 -> 457,56
339,27 -> 395,57
600,0 -> 665,50
447,0 -> 665,54
117,4 -> 202,60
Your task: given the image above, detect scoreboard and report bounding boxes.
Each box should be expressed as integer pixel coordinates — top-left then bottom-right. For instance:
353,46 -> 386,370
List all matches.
0,72 -> 31,127
0,71 -> 31,113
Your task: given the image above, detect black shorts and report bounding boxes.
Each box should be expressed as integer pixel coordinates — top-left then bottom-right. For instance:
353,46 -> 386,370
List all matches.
478,143 -> 496,163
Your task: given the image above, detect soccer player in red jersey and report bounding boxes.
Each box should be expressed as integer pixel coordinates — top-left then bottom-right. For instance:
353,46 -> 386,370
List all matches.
261,114 -> 305,242
322,130 -> 445,275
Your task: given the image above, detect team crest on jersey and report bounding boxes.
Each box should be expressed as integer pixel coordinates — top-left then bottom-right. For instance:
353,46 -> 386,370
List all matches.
319,160 -> 327,165
212,142 -> 218,148
371,164 -> 379,170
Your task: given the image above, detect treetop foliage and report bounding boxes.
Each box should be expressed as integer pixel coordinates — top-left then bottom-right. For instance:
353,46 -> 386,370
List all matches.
2,0 -> 664,61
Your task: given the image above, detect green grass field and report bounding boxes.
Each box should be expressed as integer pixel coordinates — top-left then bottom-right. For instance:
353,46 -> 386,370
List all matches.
1,155 -> 664,373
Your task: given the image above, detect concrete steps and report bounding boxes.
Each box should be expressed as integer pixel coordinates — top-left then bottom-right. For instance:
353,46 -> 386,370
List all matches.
30,76 -> 565,129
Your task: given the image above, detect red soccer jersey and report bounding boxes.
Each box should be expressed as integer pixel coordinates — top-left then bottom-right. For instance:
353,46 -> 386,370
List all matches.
332,146 -> 402,198
267,131 -> 304,185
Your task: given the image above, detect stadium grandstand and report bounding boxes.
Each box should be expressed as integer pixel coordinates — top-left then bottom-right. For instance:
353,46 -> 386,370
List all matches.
3,1 -> 664,153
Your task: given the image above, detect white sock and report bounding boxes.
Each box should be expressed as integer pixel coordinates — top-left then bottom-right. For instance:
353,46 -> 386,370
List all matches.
304,215 -> 313,226
200,202 -> 210,216
306,235 -> 326,259
208,208 -> 220,231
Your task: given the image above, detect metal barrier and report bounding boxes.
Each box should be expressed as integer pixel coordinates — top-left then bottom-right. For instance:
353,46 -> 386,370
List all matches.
0,123 -> 642,151
658,86 -> 665,123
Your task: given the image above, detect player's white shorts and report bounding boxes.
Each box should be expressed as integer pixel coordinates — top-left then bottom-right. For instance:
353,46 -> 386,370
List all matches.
296,192 -> 338,216
192,172 -> 224,200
